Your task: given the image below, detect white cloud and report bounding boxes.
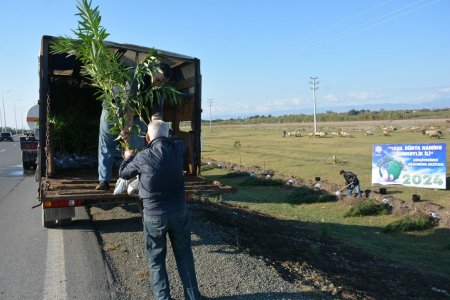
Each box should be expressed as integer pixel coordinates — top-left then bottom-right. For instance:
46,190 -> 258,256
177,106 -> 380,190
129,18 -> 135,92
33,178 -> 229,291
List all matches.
437,87 -> 450,94
210,97 -> 310,118
260,97 -> 308,108
323,94 -> 337,102
413,86 -> 450,103
346,92 -> 385,101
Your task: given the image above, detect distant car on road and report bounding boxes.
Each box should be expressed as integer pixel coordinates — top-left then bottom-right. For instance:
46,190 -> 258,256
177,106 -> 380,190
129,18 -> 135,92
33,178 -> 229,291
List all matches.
0,132 -> 13,142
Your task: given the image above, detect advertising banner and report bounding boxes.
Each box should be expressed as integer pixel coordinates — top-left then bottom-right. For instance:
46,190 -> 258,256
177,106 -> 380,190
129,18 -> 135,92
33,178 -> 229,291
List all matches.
372,143 -> 447,189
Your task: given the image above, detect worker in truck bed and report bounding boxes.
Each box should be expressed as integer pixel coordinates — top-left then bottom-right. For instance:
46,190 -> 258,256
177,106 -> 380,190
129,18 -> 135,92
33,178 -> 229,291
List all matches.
95,90 -> 147,190
96,62 -> 170,191
119,120 -> 201,300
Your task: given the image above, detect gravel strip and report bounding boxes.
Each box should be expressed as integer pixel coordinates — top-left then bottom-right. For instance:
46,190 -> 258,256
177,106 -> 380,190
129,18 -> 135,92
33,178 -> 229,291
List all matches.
89,203 -> 319,299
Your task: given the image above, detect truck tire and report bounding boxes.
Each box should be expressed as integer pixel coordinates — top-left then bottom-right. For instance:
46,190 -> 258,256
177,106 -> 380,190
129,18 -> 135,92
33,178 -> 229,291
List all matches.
22,152 -> 30,170
137,201 -> 144,223
42,208 -> 56,228
23,161 -> 32,170
35,161 -> 41,182
137,201 -> 144,216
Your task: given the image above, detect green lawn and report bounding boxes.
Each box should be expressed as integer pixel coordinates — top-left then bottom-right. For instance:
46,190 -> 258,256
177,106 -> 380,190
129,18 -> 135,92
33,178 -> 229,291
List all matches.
200,121 -> 450,278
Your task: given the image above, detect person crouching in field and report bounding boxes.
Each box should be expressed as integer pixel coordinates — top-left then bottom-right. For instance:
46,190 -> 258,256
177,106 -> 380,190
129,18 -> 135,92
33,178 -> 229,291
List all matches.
119,120 -> 201,300
340,170 -> 363,199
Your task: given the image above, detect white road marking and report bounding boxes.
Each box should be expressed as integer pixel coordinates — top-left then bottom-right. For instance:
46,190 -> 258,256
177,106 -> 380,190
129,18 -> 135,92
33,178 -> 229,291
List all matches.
0,149 -> 6,152
44,229 -> 68,300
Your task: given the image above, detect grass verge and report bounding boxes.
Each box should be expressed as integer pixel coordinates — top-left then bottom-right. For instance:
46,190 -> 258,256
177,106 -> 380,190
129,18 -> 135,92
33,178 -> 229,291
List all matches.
201,167 -> 450,279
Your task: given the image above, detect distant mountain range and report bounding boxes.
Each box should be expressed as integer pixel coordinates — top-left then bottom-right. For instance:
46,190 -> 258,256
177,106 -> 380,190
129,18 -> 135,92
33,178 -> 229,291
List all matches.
211,98 -> 449,120
318,98 -> 449,114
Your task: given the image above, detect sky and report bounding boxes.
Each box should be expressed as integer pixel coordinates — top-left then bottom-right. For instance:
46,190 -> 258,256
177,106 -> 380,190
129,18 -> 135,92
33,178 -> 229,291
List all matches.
0,0 -> 449,128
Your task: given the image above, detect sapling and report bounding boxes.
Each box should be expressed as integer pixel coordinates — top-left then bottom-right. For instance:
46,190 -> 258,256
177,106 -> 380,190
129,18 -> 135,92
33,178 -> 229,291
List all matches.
234,140 -> 242,165
51,0 -> 181,149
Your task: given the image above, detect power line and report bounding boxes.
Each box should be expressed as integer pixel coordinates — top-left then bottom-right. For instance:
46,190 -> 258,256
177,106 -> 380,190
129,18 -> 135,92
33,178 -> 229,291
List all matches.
299,0 -> 440,53
329,0 -> 439,42
312,0 -> 394,35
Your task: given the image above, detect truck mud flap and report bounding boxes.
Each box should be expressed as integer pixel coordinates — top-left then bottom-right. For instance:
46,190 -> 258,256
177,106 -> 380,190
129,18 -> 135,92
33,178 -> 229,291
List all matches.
42,207 -> 75,228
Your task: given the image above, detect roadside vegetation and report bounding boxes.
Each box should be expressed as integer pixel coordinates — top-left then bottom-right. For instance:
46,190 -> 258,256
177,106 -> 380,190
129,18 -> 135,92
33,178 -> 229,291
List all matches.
384,213 -> 437,233
344,199 -> 390,217
200,116 -> 450,279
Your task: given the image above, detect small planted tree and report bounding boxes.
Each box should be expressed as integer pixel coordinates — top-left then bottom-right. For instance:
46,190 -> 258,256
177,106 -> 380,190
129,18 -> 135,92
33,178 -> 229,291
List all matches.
51,0 -> 181,149
234,140 -> 242,165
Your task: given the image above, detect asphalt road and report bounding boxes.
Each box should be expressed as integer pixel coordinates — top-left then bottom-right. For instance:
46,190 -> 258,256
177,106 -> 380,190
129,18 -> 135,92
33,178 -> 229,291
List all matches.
0,140 -> 115,299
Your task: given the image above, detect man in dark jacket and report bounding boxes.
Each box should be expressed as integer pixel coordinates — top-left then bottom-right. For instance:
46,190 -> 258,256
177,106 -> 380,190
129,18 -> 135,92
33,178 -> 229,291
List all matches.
119,120 -> 200,300
340,170 -> 363,198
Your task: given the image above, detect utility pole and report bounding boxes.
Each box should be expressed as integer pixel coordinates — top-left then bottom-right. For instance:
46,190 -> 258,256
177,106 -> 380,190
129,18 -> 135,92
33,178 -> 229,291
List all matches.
207,98 -> 213,133
309,77 -> 319,135
20,110 -> 24,134
2,90 -> 11,131
14,100 -> 21,135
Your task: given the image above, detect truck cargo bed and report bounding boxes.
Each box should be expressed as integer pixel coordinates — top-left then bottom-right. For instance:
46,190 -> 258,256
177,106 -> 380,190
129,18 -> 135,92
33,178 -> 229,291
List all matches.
41,168 -> 234,202
41,169 -> 126,202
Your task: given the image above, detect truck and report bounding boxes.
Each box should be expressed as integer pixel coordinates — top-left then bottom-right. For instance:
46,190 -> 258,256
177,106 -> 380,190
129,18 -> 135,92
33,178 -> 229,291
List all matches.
37,35 -> 205,227
19,132 -> 38,170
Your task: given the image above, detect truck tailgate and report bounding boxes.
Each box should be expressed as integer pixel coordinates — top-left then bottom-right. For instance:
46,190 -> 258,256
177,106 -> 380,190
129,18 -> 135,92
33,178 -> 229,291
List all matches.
20,137 -> 38,150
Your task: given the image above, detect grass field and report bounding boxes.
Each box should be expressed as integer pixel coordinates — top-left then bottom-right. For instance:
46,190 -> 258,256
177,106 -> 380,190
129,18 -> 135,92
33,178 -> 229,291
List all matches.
201,119 -> 449,207
199,119 -> 450,279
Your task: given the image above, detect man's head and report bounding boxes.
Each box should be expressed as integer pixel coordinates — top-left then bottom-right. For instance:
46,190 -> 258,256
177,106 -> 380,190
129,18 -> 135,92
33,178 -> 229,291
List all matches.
151,112 -> 162,121
339,170 -> 345,175
152,63 -> 172,85
146,120 -> 169,143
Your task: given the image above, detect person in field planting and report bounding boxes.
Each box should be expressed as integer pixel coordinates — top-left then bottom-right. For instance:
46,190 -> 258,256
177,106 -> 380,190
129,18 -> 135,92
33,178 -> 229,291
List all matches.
340,169 -> 363,199
119,120 -> 201,300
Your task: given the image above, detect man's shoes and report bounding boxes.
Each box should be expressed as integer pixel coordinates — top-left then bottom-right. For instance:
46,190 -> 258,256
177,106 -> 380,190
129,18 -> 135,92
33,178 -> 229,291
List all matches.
95,181 -> 110,190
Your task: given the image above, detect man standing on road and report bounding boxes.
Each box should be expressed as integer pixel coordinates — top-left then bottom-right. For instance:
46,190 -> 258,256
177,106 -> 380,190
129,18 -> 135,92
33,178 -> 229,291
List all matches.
340,169 -> 363,198
119,120 -> 201,300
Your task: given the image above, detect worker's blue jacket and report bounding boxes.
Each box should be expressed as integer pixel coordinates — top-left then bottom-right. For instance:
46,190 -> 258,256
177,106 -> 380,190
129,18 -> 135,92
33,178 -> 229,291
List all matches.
119,136 -> 186,216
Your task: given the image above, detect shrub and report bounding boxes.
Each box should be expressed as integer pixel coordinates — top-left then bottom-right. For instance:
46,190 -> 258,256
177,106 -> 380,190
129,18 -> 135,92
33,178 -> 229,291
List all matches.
222,172 -> 249,178
344,200 -> 389,217
239,177 -> 284,186
318,194 -> 337,202
286,187 -> 335,204
383,213 -> 434,233
201,162 -> 219,172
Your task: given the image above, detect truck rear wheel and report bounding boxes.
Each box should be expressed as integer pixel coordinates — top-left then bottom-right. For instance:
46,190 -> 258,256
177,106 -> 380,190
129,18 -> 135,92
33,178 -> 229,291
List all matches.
23,161 -> 35,170
137,201 -> 144,215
